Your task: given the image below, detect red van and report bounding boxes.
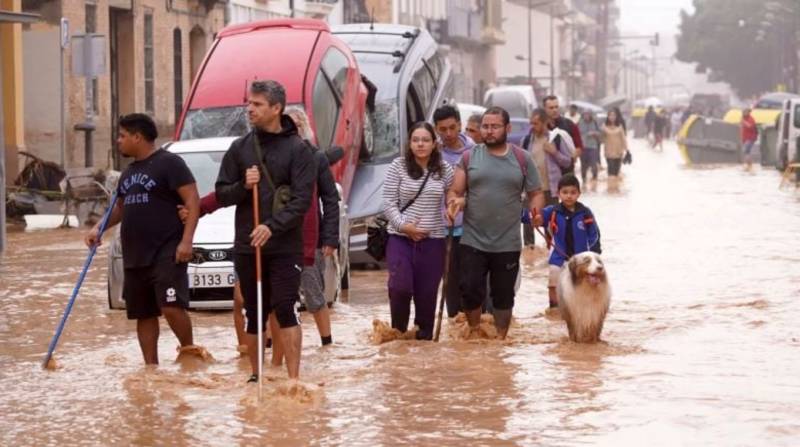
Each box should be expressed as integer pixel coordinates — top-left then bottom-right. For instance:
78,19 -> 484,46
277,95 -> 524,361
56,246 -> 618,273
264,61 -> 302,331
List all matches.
176,18 -> 369,208
173,18 -> 370,299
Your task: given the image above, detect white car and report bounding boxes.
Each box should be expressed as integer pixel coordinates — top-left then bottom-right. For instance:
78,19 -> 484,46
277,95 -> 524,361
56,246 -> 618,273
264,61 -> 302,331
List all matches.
107,137 -> 347,310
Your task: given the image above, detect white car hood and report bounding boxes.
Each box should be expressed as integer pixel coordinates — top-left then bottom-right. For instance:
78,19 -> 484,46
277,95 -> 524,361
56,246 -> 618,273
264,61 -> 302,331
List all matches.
194,206 -> 235,245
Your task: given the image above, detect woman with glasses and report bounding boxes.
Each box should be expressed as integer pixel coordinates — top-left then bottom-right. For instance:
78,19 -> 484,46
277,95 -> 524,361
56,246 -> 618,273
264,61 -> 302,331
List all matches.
382,122 -> 454,340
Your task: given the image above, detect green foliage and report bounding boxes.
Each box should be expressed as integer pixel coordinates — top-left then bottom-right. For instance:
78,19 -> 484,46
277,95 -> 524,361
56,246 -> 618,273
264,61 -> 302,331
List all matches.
675,0 -> 797,97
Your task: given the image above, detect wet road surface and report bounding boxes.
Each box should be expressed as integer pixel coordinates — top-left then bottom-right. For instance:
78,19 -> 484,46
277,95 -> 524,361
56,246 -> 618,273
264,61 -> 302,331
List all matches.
2,139 -> 800,446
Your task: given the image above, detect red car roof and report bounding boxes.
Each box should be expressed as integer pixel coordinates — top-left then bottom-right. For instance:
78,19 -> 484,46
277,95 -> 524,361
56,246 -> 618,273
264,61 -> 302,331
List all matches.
188,26 -> 322,109
217,18 -> 330,38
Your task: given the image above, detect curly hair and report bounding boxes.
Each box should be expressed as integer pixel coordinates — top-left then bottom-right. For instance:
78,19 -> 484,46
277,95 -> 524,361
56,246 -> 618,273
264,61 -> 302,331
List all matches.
404,121 -> 444,180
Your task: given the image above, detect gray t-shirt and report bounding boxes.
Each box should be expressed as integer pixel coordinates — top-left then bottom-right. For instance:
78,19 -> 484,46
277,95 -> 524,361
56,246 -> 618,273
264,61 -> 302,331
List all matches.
459,144 -> 542,253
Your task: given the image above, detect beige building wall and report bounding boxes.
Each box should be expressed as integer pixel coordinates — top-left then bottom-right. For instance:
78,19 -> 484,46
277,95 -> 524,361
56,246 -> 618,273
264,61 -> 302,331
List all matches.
21,0 -> 225,172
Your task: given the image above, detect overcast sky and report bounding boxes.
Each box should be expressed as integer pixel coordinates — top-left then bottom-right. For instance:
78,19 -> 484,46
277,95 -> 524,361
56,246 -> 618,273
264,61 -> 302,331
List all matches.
618,0 -> 695,35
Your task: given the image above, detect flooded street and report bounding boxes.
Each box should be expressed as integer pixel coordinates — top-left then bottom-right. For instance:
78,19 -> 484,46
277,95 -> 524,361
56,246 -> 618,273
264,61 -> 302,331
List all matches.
2,139 -> 799,446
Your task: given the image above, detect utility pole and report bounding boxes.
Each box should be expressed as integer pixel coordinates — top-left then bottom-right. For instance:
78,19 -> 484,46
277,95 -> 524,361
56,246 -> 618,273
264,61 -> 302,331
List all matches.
528,0 -> 533,85
549,3 -> 554,93
598,0 -> 609,99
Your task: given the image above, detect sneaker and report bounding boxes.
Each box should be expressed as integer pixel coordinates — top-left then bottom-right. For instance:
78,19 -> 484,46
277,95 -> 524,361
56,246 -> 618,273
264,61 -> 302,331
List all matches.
247,374 -> 258,383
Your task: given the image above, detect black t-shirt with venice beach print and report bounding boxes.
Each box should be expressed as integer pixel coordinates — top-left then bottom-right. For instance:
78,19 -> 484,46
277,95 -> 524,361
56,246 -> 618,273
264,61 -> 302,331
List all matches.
116,149 -> 195,268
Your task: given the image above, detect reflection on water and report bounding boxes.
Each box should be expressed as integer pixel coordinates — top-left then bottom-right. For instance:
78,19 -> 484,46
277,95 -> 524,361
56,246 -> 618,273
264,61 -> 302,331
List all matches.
2,140 -> 800,446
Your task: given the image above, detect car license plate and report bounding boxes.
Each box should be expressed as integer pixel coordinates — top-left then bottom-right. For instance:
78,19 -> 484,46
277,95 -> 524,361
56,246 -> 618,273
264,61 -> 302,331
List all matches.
189,270 -> 235,288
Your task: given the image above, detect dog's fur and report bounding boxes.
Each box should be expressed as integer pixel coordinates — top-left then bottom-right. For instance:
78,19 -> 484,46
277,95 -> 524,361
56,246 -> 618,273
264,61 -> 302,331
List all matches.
556,252 -> 611,343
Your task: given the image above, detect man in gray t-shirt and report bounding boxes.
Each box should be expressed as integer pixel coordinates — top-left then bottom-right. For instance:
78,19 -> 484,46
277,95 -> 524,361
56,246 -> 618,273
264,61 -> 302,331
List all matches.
447,107 -> 544,339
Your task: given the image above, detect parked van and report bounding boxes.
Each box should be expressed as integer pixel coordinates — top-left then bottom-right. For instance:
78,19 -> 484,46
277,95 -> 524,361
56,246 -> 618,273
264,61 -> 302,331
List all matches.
775,98 -> 800,172
333,23 -> 454,262
483,85 -> 538,119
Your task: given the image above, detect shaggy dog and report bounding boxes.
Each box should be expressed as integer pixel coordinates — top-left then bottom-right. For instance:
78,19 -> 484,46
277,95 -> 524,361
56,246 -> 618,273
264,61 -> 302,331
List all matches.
556,252 -> 611,343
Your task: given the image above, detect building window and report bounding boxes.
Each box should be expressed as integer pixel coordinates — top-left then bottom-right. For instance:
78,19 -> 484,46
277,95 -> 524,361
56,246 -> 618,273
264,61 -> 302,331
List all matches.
173,28 -> 183,124
85,2 -> 98,113
144,12 -> 154,114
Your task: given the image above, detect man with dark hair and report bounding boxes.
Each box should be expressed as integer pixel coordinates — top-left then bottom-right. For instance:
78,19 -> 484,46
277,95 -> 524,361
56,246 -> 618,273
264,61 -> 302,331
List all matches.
543,95 -> 582,161
215,80 -> 314,383
85,113 -> 201,365
447,106 -> 544,339
466,114 -> 483,144
433,104 -> 475,318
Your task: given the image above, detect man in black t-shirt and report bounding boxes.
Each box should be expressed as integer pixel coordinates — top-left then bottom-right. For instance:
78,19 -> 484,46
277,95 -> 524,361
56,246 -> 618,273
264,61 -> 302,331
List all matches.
85,113 -> 200,365
216,80 -> 314,382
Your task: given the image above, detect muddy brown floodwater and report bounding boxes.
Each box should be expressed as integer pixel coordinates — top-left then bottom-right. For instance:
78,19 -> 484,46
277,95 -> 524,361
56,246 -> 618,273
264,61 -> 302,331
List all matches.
2,140 -> 800,446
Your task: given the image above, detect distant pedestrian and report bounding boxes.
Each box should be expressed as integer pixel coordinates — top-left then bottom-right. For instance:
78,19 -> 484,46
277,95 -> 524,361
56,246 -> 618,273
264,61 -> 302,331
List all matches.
544,95 -> 583,160
566,104 -> 581,124
466,113 -> 483,144
447,107 -> 544,339
578,110 -> 602,186
85,113 -> 201,365
653,110 -> 667,151
602,108 -> 628,193
644,106 -> 657,141
383,122 -> 454,340
670,108 -> 683,138
740,108 -> 758,171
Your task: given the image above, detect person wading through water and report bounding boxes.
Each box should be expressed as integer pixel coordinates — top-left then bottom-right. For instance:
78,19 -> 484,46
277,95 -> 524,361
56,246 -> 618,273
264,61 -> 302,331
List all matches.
433,105 -> 475,318
447,107 -> 544,339
382,122 -> 454,340
215,80 -> 314,383
85,113 -> 201,365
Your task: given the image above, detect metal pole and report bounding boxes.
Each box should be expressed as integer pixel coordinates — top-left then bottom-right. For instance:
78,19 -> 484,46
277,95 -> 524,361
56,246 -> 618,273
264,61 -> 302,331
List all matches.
549,3 -> 554,93
83,34 -> 94,168
528,0 -> 532,85
60,20 -> 65,168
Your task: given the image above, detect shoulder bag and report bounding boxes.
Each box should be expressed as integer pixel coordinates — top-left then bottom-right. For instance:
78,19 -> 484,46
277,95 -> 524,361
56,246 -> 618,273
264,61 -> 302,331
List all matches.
252,131 -> 292,215
366,169 -> 432,262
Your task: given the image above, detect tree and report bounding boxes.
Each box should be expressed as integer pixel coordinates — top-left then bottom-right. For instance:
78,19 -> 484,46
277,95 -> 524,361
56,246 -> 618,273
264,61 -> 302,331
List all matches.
675,0 -> 798,97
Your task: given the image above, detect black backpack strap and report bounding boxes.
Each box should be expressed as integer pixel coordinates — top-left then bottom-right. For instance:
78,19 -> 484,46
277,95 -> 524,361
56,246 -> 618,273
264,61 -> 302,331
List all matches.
399,169 -> 432,213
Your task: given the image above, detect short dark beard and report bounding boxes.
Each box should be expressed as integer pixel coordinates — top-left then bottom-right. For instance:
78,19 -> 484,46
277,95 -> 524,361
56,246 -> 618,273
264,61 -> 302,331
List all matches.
485,133 -> 507,150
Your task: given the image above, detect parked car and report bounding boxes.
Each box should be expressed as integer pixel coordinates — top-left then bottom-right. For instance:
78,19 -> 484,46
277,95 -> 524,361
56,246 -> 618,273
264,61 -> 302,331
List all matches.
332,23 -> 454,263
107,138 -> 350,310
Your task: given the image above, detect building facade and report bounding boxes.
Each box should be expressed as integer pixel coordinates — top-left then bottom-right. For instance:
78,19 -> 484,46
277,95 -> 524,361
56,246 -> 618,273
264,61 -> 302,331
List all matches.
18,0 -> 225,172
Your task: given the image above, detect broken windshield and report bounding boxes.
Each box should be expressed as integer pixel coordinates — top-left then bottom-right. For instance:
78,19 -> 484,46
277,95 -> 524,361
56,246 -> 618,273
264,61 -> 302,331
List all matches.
180,106 -> 249,140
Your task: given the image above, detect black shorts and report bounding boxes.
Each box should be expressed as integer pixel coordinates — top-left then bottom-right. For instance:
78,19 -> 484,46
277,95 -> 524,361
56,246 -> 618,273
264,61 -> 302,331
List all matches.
123,258 -> 189,320
235,252 -> 302,333
459,245 -> 519,311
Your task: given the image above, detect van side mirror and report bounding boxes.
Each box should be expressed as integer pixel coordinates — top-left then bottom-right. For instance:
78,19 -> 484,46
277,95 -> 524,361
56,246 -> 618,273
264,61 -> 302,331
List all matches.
326,146 -> 345,166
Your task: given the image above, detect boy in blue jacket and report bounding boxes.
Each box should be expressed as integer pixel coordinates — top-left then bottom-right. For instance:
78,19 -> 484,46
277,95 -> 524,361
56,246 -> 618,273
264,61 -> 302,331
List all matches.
541,174 -> 602,308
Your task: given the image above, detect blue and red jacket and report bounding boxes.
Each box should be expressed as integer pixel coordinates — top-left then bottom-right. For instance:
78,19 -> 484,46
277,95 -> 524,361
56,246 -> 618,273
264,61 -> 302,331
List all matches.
541,202 -> 601,267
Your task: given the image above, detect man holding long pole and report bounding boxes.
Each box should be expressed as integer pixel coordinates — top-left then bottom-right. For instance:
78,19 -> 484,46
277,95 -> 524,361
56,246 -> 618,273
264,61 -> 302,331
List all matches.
216,80 -> 314,383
